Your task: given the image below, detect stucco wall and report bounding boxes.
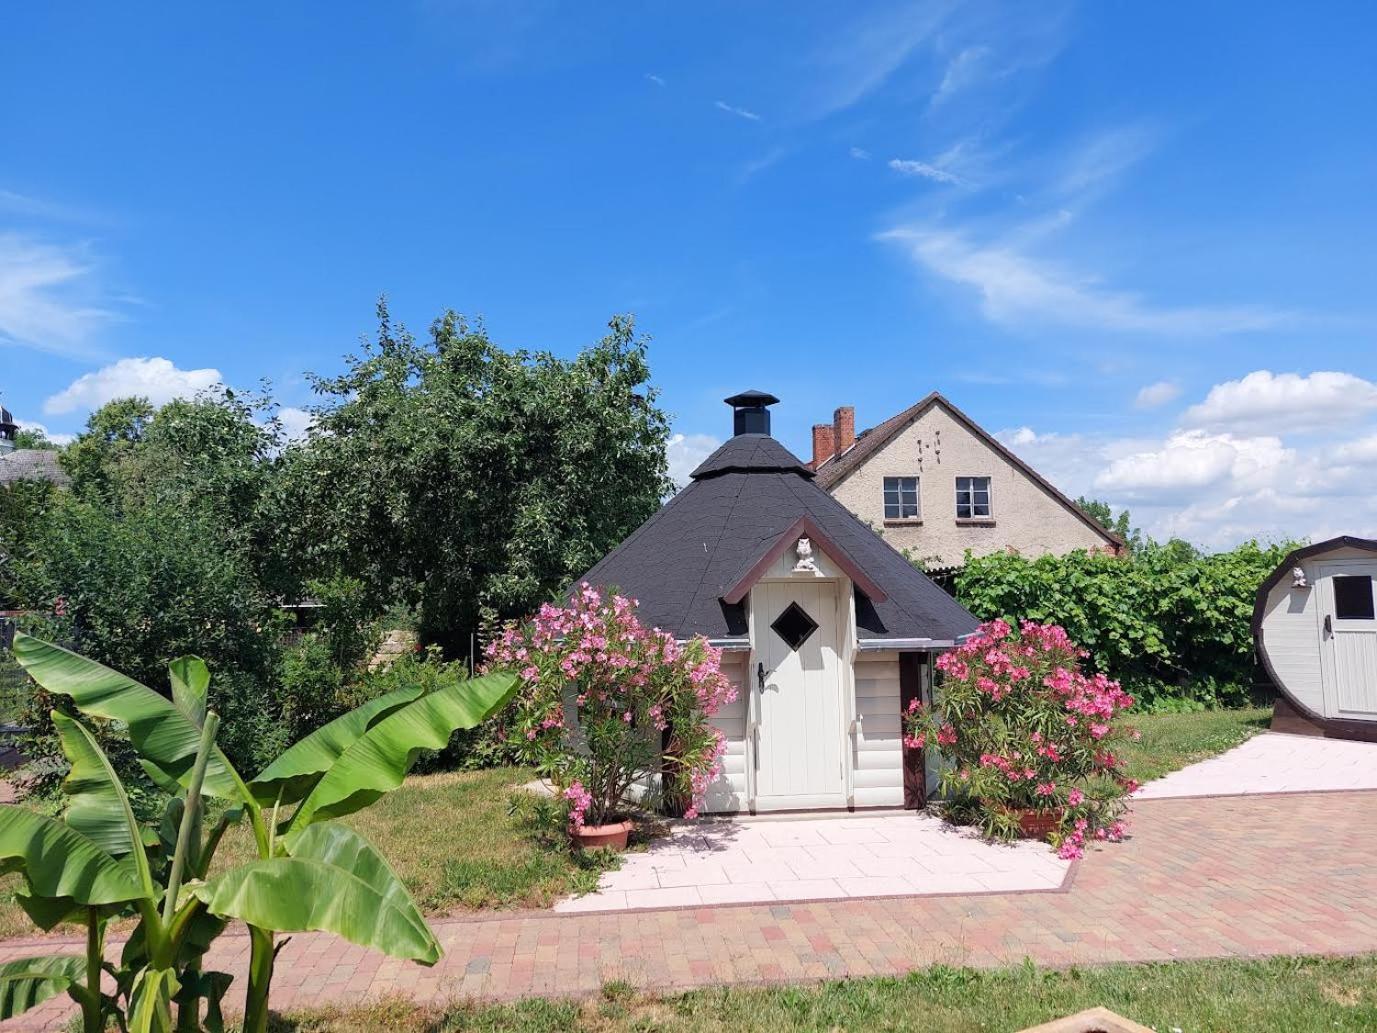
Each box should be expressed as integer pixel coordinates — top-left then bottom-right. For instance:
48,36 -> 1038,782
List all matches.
827,403 -> 1111,568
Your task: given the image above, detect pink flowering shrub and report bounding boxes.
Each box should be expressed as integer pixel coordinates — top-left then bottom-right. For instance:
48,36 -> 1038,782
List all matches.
485,584 -> 736,834
904,619 -> 1139,858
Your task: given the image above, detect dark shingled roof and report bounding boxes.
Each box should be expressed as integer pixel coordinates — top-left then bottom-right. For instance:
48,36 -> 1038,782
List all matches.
578,432 -> 978,643
0,450 -> 70,487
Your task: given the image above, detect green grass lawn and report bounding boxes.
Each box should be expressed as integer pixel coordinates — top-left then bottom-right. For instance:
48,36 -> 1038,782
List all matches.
1119,706 -> 1271,784
273,954 -> 1377,1032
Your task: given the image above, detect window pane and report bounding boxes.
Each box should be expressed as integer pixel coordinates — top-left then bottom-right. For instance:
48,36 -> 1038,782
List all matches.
1334,575 -> 1376,620
956,502 -> 972,518
884,501 -> 900,519
883,477 -> 900,491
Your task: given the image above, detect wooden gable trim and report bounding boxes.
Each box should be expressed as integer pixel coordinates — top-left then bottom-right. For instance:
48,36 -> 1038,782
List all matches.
721,515 -> 889,606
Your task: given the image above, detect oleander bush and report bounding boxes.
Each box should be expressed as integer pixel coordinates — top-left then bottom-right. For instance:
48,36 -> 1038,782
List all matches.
906,619 -> 1138,858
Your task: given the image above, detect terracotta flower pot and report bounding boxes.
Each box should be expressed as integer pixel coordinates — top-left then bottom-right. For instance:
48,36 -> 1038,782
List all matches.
1014,808 -> 1064,840
572,820 -> 633,851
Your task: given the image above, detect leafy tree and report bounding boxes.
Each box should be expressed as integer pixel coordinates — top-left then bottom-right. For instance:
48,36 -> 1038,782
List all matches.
1076,496 -> 1143,555
60,397 -> 156,505
282,303 -> 672,653
0,479 -> 59,609
13,427 -> 58,450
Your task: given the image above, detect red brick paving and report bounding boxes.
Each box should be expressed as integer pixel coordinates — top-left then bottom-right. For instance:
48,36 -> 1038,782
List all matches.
4,791 -> 1377,1029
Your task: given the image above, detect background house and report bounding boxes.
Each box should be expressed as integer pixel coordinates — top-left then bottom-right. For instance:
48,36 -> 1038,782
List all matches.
0,407 -> 68,488
810,393 -> 1121,570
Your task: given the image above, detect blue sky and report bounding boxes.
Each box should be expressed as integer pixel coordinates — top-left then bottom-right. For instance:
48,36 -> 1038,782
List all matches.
3,2 -> 1377,548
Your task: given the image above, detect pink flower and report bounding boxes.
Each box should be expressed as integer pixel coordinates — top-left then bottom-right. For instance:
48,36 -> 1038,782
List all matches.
1067,789 -> 1085,806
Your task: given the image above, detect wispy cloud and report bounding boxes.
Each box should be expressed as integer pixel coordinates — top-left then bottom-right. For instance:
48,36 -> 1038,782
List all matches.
881,226 -> 1291,336
738,147 -> 787,183
888,158 -> 962,185
804,0 -> 955,118
645,73 -> 665,87
715,100 -> 761,122
0,233 -> 117,358
929,45 -> 990,110
1056,124 -> 1158,197
1134,380 -> 1181,409
849,147 -> 871,160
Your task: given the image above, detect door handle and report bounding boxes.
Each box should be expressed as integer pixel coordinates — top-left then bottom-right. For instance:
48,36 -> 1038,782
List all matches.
757,662 -> 769,689
1324,614 -> 1333,636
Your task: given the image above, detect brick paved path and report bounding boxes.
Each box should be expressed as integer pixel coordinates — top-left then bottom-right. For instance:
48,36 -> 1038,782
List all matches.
5,791 -> 1377,1029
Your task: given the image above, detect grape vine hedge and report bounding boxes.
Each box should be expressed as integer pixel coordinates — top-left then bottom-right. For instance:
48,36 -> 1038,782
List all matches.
952,540 -> 1297,711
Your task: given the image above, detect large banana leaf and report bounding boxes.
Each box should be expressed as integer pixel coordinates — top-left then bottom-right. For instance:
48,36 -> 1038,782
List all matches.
0,808 -> 144,906
285,672 -> 518,833
193,856 -> 442,964
248,685 -> 426,806
52,712 -> 156,897
0,955 -> 88,1019
287,823 -> 436,957
168,656 -> 210,728
12,634 -> 248,803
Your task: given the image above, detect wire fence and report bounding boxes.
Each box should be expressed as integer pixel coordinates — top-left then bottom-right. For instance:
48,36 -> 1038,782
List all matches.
0,617 -> 32,726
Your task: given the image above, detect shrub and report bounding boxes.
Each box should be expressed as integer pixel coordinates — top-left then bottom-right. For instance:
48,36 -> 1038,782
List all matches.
953,540 -> 1296,709
485,584 -> 736,830
906,619 -> 1138,858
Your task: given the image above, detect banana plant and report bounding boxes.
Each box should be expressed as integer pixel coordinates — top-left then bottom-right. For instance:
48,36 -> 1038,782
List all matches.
6,633 -> 518,1033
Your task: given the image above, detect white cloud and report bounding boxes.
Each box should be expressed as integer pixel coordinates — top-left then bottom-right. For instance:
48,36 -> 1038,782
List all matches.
10,416 -> 74,446
1182,370 -> 1377,433
1095,430 -> 1292,501
0,233 -> 116,357
277,406 -> 314,441
849,147 -> 871,160
998,411 -> 1377,550
1134,381 -> 1181,409
929,45 -> 990,109
44,357 -> 222,416
888,159 -> 962,185
714,100 -> 761,122
667,432 -> 720,489
881,226 -> 1290,336
645,73 -> 665,87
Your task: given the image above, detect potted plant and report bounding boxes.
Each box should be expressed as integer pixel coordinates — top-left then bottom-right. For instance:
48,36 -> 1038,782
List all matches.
905,619 -> 1139,858
486,584 -> 735,849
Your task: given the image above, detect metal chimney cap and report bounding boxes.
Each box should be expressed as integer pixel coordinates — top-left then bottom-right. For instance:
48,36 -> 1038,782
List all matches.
723,390 -> 780,408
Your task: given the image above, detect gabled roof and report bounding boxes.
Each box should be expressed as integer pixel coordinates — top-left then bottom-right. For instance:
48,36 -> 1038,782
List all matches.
578,433 -> 978,643
0,450 -> 69,487
813,391 -> 1122,551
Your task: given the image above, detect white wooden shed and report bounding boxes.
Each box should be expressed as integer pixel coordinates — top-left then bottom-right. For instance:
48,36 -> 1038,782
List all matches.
1255,536 -> 1377,741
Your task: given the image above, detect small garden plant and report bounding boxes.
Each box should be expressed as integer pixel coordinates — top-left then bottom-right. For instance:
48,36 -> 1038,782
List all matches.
905,619 -> 1139,858
485,584 -> 736,834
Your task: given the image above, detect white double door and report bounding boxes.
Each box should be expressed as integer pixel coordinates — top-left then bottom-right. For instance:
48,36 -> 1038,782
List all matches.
1317,561 -> 1377,720
752,580 -> 847,811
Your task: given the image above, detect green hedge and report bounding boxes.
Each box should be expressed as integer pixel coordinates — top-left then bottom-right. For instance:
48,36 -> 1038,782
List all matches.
952,540 -> 1296,711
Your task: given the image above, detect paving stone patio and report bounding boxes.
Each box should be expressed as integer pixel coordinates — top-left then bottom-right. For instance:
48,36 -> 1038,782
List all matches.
553,811 -> 1069,912
1134,731 -> 1377,799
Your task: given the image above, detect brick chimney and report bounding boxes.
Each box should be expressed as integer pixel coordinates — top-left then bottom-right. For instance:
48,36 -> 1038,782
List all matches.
811,423 -> 835,469
833,406 -> 855,453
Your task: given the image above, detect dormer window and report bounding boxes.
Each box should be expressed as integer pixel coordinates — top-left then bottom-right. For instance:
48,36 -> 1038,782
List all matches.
883,476 -> 919,520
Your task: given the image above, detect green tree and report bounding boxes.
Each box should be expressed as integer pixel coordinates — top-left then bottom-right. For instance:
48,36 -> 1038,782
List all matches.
0,479 -> 59,609
1075,496 -> 1143,554
282,303 -> 672,653
13,427 -> 59,450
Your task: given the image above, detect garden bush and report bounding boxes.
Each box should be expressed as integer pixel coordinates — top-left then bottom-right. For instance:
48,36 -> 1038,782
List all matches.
953,539 -> 1295,710
485,584 -> 736,831
905,619 -> 1138,857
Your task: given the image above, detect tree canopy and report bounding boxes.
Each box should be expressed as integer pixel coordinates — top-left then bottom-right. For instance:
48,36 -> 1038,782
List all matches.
281,304 -> 671,651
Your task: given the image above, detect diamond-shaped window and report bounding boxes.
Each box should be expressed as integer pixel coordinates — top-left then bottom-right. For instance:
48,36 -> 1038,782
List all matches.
771,601 -> 818,651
